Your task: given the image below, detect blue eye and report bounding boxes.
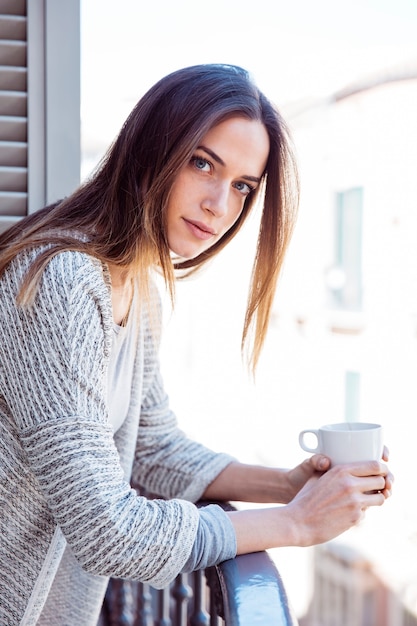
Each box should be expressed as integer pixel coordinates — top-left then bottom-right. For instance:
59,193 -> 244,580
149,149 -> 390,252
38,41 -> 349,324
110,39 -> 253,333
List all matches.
191,156 -> 211,172
234,181 -> 254,196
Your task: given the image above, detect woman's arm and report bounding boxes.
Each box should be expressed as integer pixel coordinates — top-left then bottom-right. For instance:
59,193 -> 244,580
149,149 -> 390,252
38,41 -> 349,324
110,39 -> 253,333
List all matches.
202,456 -> 331,504
205,457 -> 393,552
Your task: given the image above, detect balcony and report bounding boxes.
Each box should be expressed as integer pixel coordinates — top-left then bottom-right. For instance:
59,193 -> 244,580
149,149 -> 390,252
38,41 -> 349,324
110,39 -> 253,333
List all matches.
99,549 -> 299,626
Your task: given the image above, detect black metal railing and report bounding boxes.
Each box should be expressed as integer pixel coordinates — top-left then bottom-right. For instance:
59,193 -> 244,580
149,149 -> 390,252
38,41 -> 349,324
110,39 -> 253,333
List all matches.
100,550 -> 299,626
214,551 -> 299,625
99,497 -> 299,626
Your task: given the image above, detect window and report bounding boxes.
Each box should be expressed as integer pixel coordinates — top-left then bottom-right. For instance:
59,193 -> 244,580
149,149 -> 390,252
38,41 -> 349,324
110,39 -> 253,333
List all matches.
328,187 -> 363,311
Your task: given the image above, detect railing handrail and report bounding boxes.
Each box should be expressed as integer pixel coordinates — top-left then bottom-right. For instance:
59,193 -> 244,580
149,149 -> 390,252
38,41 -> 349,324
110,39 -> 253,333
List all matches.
99,498 -> 300,625
212,551 -> 299,626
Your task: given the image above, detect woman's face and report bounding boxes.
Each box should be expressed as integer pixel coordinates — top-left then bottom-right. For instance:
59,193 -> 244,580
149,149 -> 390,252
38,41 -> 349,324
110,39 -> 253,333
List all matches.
166,116 -> 270,260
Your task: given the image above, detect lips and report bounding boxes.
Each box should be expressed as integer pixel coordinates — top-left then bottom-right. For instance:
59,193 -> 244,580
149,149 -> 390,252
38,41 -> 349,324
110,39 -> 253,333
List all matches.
183,218 -> 217,241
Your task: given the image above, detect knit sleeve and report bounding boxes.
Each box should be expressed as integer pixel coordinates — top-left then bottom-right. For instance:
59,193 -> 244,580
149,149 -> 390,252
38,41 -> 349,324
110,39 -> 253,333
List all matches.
1,250 -> 112,429
0,251 -> 203,588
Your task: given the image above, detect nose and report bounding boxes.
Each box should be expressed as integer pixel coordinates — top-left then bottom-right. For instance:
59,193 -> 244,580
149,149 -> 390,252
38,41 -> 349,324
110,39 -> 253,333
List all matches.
201,182 -> 230,218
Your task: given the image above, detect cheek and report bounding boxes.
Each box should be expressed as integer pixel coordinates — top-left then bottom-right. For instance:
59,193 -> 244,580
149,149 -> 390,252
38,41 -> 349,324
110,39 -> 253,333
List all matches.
228,199 -> 247,228
167,173 -> 194,213
166,181 -> 185,219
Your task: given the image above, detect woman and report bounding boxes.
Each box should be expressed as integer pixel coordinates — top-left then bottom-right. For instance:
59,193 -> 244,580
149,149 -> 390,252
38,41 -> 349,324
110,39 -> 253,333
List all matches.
0,64 -> 392,625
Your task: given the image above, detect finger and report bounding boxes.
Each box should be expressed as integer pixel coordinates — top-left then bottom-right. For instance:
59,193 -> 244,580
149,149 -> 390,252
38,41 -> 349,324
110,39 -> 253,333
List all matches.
361,474 -> 386,494
382,445 -> 390,462
382,470 -> 394,497
343,460 -> 388,478
362,490 -> 386,507
310,454 -> 331,472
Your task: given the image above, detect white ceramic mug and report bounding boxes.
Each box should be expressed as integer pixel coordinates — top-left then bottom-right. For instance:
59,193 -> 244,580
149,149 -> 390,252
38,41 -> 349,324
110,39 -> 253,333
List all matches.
298,422 -> 383,465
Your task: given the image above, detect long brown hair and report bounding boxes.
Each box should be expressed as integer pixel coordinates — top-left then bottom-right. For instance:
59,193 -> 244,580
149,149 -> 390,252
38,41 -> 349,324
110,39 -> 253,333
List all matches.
0,64 -> 299,371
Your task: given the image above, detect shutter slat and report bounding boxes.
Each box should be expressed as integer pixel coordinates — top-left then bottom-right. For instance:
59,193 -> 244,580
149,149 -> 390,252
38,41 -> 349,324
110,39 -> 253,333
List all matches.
0,116 -> 26,141
0,165 -> 27,192
0,66 -> 27,91
0,16 -> 26,41
0,40 -> 26,66
0,0 -> 26,16
0,141 -> 26,167
0,190 -> 26,215
0,90 -> 26,116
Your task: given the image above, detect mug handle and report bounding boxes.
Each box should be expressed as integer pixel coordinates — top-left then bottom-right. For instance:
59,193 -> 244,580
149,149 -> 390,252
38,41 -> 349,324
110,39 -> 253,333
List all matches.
299,429 -> 319,453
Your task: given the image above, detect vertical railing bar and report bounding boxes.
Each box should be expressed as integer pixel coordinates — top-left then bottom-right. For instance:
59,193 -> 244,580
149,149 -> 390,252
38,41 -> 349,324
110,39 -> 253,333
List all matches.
155,585 -> 172,626
172,573 -> 193,626
189,570 -> 209,626
136,582 -> 154,626
207,573 -> 223,626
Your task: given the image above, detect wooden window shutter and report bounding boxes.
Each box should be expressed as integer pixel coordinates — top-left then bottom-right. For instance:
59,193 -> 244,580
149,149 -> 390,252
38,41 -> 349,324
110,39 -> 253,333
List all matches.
0,0 -> 80,234
0,0 -> 27,228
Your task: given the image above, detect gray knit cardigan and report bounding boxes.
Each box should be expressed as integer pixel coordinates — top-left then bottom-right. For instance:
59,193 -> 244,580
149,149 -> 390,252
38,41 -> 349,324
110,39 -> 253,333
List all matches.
0,249 -> 234,625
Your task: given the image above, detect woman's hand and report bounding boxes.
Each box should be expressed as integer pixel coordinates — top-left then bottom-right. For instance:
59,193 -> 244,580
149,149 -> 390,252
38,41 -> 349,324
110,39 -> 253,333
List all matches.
282,454 -> 331,503
285,459 -> 393,546
284,445 -> 393,504
228,459 -> 393,554
203,446 -> 393,506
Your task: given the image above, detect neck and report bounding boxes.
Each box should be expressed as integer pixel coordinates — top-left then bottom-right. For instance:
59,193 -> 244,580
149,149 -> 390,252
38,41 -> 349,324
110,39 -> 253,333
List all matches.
108,263 -> 132,289
108,264 -> 134,325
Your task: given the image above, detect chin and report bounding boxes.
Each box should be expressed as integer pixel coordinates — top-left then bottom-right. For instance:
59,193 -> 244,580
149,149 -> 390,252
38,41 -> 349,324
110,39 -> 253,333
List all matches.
170,252 -> 198,263
169,245 -> 206,261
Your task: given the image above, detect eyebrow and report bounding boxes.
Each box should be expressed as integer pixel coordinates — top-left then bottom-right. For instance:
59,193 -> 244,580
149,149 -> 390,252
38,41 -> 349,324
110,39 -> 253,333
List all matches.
197,145 -> 262,184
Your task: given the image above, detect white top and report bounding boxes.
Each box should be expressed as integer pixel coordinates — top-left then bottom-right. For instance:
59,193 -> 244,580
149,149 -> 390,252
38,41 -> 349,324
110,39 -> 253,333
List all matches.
107,294 -> 137,433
